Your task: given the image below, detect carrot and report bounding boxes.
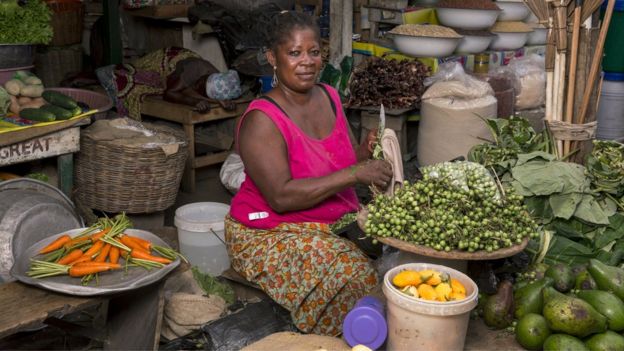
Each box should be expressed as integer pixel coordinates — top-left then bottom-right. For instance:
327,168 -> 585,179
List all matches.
109,247 -> 120,264
72,255 -> 93,265
94,244 -> 112,263
90,228 -> 110,242
68,263 -> 120,277
72,262 -> 121,269
82,241 -> 104,258
64,228 -> 111,249
125,235 -> 152,251
119,235 -> 150,253
39,235 -> 72,254
57,249 -> 84,265
130,249 -> 172,264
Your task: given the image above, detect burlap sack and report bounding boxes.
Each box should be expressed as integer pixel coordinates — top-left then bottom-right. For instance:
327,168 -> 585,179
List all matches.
241,332 -> 351,351
417,95 -> 497,166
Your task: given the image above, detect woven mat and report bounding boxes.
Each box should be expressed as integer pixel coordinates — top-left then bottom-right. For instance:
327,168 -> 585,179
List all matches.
241,332 -> 350,351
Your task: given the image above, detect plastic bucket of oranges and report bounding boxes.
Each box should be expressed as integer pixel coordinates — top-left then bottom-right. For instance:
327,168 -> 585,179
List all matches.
382,263 -> 479,351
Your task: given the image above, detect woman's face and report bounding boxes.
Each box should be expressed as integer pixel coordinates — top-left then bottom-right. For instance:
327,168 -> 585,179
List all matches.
268,28 -> 322,93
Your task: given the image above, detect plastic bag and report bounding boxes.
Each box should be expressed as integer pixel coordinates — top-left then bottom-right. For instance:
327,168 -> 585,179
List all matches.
219,153 -> 246,194
507,54 -> 546,111
422,62 -> 494,100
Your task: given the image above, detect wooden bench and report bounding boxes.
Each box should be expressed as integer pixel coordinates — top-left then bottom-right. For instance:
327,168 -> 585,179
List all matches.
140,96 -> 251,193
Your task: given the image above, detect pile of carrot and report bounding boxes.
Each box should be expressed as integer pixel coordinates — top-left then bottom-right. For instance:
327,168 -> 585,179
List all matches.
27,213 -> 186,285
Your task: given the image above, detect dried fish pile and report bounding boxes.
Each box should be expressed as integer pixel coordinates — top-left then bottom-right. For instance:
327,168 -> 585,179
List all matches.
349,57 -> 431,109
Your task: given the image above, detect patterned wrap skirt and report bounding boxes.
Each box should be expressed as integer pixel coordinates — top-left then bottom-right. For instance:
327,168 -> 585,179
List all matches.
224,214 -> 378,336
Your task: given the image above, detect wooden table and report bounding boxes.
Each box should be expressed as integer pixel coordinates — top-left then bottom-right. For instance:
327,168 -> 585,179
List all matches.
0,117 -> 91,196
141,96 -> 250,193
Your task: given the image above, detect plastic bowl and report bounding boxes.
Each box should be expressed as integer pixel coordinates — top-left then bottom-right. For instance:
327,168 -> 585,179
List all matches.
524,11 -> 539,23
489,31 -> 530,50
496,1 -> 530,21
392,34 -> 462,58
455,34 -> 494,54
436,8 -> 501,30
526,27 -> 548,45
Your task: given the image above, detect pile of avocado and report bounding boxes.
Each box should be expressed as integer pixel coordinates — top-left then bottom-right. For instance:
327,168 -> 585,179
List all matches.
20,91 -> 86,122
480,259 -> 624,350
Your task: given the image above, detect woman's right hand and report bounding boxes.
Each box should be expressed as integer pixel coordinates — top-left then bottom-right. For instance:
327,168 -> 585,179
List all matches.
353,159 -> 393,189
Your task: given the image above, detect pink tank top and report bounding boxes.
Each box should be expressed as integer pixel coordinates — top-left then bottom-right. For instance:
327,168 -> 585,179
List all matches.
230,84 -> 359,229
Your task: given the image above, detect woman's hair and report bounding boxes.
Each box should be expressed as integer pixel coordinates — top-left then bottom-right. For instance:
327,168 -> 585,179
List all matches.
266,10 -> 320,51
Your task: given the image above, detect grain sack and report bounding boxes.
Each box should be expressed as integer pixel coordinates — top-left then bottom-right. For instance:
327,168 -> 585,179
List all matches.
418,85 -> 497,166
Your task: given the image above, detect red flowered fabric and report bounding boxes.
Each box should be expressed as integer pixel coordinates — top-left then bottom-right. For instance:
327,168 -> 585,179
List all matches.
224,215 -> 378,336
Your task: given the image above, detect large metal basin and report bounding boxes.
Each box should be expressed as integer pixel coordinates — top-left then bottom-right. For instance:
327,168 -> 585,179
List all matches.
0,179 -> 83,282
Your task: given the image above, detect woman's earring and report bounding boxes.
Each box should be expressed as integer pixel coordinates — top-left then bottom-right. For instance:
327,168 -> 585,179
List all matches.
271,66 -> 278,88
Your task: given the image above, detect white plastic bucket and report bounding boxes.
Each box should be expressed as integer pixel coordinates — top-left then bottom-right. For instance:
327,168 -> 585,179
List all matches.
383,263 -> 479,351
174,202 -> 231,276
597,72 -> 624,140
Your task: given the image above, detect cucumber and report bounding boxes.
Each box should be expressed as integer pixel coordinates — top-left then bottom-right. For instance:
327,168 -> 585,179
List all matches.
20,108 -> 56,122
40,104 -> 73,120
41,90 -> 78,110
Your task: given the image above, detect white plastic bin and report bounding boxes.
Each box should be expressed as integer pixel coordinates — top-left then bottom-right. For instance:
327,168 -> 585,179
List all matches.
383,263 -> 479,351
597,72 -> 624,140
174,202 -> 231,276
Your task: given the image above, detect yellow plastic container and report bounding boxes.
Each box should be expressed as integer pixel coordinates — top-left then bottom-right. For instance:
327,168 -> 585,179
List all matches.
383,263 -> 478,351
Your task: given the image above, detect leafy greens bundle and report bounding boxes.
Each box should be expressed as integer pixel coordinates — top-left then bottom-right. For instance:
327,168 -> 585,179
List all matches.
0,0 -> 52,44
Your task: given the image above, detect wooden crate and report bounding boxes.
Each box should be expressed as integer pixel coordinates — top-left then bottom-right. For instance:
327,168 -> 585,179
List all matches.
360,109 -> 409,155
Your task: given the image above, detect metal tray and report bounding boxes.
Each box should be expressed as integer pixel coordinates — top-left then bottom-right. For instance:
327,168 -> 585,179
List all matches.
10,228 -> 180,296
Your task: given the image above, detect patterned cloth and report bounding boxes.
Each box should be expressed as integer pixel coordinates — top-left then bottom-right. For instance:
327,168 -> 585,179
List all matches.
224,214 -> 378,336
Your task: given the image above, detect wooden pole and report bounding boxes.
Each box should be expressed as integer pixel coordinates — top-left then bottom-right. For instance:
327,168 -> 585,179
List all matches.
578,0 -> 616,125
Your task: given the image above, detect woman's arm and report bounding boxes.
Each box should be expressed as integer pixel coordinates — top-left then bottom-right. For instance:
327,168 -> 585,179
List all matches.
238,110 -> 392,213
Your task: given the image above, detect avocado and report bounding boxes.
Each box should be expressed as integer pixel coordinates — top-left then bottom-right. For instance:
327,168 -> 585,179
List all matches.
577,290 -> 624,332
545,263 -> 575,293
585,330 -> 624,351
542,287 -> 607,337
543,334 -> 589,351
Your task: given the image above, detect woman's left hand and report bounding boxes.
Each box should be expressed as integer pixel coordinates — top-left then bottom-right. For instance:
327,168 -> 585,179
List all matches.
359,128 -> 379,158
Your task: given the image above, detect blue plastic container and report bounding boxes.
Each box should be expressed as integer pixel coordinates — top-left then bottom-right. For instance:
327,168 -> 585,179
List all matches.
342,296 -> 388,350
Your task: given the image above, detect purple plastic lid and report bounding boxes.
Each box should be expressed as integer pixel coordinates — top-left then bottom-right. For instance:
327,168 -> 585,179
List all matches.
343,305 -> 388,350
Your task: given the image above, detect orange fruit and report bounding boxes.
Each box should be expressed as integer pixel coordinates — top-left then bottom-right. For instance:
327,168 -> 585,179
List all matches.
450,278 -> 466,295
393,270 -> 423,288
417,284 -> 438,301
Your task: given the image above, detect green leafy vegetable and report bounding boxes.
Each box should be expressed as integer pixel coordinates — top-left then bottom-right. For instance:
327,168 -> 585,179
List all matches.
191,266 -> 235,305
586,140 -> 624,195
0,0 -> 52,44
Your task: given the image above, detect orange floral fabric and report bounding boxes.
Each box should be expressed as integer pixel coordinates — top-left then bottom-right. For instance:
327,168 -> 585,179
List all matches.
224,215 -> 378,336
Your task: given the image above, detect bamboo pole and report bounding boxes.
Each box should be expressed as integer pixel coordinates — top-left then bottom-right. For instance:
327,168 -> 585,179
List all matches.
564,0 -> 582,155
578,0 -> 616,125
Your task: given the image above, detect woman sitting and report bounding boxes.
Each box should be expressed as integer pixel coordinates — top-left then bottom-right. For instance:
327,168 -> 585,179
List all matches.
225,11 -> 393,336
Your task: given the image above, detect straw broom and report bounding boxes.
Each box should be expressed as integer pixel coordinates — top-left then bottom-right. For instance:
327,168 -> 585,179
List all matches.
524,0 -> 553,120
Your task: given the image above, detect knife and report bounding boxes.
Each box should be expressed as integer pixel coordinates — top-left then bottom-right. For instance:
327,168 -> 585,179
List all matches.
373,104 -> 385,160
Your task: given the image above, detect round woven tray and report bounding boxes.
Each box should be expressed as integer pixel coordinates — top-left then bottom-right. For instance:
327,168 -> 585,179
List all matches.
356,208 -> 529,261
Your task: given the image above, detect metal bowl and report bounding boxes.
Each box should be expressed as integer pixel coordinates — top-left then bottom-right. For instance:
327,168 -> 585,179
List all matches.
436,8 -> 501,30
392,34 -> 462,58
455,34 -> 494,54
526,27 -> 548,45
489,31 -> 530,50
496,1 -> 530,21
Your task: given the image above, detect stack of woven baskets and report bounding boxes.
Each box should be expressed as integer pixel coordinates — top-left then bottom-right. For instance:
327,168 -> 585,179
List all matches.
35,0 -> 84,87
